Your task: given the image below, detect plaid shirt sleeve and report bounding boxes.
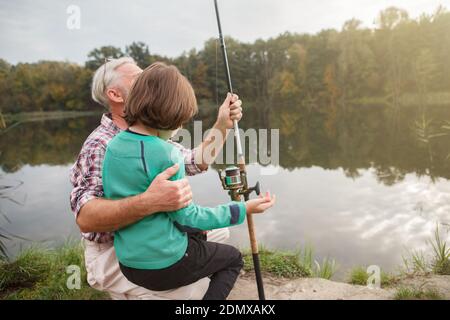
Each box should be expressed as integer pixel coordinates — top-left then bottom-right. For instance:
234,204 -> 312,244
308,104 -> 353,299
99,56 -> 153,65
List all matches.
70,143 -> 106,217
71,140 -> 204,218
170,141 -> 207,176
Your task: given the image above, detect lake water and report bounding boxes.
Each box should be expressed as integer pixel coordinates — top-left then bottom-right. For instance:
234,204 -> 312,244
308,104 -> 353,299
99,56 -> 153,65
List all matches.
1,104 -> 450,279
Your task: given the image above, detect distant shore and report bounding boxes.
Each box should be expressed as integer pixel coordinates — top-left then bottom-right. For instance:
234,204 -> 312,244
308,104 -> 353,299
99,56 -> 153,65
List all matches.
3,110 -> 102,123
0,111 -> 102,133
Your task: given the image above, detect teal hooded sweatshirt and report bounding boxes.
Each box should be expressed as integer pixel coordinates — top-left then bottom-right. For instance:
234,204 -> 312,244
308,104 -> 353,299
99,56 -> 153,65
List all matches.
102,131 -> 246,269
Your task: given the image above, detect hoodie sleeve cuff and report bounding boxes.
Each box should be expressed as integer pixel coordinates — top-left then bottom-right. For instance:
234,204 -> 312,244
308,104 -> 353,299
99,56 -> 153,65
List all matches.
229,201 -> 246,225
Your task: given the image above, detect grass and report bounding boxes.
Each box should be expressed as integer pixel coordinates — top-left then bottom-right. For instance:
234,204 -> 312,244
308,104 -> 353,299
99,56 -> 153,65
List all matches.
1,236 -> 446,300
0,177 -> 11,259
0,242 -> 108,300
348,266 -> 397,288
430,225 -> 450,275
0,176 -> 27,260
402,250 -> 429,274
242,245 -> 337,280
3,243 -> 336,300
402,225 -> 450,276
394,286 -> 444,300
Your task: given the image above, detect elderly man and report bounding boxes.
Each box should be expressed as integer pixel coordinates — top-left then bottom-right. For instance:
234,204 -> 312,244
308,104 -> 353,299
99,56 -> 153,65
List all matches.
70,57 -> 243,299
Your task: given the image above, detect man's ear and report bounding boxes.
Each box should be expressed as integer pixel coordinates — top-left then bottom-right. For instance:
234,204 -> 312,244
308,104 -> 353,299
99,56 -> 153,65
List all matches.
106,88 -> 124,104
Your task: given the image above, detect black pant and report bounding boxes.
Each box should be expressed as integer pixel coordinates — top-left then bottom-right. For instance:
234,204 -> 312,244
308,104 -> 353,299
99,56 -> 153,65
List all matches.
119,235 -> 244,300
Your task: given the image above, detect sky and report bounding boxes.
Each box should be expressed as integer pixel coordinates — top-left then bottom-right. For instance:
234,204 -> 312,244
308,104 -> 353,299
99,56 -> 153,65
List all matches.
0,0 -> 449,64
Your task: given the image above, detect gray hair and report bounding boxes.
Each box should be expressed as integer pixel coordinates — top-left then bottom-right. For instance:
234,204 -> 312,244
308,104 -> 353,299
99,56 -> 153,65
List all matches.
91,57 -> 137,107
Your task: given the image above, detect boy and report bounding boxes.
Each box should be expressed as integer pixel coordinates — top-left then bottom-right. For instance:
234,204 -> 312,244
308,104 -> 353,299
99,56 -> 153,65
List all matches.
102,62 -> 275,300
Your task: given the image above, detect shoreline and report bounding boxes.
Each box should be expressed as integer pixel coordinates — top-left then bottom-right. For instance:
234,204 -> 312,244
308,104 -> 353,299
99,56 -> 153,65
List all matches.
229,272 -> 450,300
3,110 -> 102,122
0,242 -> 448,300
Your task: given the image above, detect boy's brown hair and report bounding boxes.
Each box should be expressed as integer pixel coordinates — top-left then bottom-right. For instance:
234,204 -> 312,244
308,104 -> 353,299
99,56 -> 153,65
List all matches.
124,62 -> 197,130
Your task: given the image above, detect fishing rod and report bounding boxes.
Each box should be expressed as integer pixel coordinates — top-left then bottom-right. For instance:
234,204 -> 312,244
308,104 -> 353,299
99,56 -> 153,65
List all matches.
213,0 -> 265,300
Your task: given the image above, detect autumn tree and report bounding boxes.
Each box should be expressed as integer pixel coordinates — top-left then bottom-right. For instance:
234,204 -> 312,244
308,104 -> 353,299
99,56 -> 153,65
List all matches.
85,46 -> 124,70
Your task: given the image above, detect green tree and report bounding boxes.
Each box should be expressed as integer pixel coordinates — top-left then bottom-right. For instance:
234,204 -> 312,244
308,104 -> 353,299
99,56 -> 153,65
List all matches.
125,41 -> 151,68
85,46 -> 124,70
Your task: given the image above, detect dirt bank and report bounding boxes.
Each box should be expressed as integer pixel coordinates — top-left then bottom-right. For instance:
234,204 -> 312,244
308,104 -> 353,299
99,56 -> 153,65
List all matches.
229,273 -> 450,300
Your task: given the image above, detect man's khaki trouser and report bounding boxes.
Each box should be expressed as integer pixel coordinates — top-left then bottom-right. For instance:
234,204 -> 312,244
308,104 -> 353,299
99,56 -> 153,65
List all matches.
84,228 -> 230,300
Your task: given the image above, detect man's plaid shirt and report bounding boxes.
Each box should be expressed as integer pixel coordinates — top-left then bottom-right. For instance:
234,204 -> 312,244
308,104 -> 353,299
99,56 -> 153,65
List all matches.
70,113 -> 204,243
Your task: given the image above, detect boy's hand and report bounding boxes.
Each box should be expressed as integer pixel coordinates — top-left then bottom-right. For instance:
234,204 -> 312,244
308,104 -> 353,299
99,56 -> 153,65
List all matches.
245,191 -> 276,214
215,93 -> 243,129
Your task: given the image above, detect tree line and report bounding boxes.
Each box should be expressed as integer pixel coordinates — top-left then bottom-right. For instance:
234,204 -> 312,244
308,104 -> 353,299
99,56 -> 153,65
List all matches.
1,6 -> 449,115
2,102 -> 450,185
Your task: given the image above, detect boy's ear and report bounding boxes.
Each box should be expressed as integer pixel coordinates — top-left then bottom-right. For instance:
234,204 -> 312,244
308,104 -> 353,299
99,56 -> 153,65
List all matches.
106,88 -> 124,104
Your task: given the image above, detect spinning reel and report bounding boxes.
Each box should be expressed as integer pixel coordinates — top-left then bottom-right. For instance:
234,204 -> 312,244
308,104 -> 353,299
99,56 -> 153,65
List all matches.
218,166 -> 261,201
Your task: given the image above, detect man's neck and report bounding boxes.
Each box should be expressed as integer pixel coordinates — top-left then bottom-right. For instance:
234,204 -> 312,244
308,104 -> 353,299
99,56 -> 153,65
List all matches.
110,109 -> 128,130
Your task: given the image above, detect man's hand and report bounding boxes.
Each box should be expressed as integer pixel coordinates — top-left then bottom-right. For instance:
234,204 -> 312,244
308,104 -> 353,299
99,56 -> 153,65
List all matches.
76,163 -> 193,233
139,163 -> 193,213
215,93 -> 243,129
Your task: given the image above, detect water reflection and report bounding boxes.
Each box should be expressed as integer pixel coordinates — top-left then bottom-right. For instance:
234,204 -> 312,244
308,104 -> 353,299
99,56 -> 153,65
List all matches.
192,103 -> 450,184
2,104 -> 450,179
0,104 -> 450,276
0,116 -> 100,173
191,165 -> 450,276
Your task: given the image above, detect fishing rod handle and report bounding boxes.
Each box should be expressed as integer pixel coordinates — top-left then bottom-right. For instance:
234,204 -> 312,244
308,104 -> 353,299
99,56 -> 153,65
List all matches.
246,213 -> 259,254
233,120 -> 243,158
231,191 -> 259,255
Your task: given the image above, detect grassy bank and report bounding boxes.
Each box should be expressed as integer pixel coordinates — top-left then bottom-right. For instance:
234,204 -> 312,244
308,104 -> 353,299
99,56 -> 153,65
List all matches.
0,243 -> 107,300
394,287 -> 444,300
0,242 -> 338,300
345,225 -> 450,300
242,245 -> 336,279
347,266 -> 398,288
1,228 -> 448,300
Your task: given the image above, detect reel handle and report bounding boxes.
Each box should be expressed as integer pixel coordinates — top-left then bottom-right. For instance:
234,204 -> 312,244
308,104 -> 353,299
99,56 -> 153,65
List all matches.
254,181 -> 261,196
217,169 -> 225,189
246,181 -> 261,197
